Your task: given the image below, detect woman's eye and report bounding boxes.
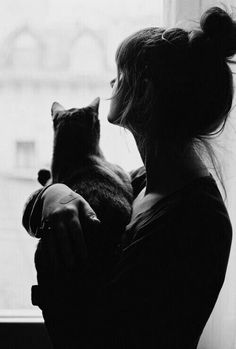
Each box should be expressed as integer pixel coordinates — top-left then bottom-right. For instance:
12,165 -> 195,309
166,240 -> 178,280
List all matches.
110,78 -> 116,88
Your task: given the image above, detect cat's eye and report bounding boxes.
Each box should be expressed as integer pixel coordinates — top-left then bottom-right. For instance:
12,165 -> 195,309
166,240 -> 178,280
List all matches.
110,78 -> 116,88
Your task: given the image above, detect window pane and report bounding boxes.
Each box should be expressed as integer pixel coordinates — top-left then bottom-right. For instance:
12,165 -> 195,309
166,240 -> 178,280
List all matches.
0,0 -> 162,312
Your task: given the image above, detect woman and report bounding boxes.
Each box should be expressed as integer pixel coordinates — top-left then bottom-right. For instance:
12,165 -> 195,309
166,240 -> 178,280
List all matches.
23,7 -> 233,348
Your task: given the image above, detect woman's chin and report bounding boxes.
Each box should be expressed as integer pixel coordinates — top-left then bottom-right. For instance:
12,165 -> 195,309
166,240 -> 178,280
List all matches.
107,112 -> 121,125
107,112 -> 113,123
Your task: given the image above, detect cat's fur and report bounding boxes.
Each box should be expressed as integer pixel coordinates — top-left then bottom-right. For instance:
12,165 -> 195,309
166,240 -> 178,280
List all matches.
37,97 -> 133,269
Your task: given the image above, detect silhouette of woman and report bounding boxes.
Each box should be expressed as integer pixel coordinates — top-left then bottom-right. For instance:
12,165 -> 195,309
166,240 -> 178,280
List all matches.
23,7 -> 233,348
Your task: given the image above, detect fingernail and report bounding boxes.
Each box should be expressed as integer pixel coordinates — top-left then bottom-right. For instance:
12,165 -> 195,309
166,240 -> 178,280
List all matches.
90,215 -> 101,224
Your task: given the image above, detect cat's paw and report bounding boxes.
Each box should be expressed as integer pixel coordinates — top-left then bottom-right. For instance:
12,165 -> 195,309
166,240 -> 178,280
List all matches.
38,169 -> 51,186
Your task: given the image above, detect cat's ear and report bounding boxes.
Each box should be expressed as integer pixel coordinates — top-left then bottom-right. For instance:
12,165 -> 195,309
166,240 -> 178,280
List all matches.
88,97 -> 100,113
51,102 -> 65,119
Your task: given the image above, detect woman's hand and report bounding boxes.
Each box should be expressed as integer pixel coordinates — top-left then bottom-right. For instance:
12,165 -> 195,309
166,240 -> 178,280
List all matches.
37,184 -> 100,271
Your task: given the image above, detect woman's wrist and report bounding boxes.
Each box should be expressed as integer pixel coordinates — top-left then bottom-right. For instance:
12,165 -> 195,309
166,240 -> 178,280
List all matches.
41,184 -> 77,213
37,183 -> 79,238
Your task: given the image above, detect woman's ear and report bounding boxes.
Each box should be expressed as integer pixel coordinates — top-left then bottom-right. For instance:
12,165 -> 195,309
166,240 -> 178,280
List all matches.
51,102 -> 65,120
88,97 -> 100,113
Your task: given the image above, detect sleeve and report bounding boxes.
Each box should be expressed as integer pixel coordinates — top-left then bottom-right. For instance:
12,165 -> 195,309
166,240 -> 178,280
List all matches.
22,183 -> 76,238
22,186 -> 49,237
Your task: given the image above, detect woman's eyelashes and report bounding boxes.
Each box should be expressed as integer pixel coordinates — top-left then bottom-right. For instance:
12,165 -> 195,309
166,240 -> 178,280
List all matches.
110,78 -> 116,88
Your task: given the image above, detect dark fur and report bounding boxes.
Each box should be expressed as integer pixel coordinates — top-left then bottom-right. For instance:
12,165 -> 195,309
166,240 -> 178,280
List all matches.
34,98 -> 133,349
37,98 -> 133,267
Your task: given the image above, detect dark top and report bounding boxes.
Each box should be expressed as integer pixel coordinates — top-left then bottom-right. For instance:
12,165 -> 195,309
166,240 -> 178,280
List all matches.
23,167 -> 232,349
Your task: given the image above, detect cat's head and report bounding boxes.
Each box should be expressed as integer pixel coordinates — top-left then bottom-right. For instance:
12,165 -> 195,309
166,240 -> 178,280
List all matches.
51,97 -> 101,157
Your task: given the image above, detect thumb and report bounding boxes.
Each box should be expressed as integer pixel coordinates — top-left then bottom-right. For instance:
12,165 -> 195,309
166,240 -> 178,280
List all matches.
80,198 -> 101,225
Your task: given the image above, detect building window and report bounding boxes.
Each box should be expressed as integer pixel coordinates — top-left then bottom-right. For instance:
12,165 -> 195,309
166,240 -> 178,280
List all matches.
5,29 -> 43,71
15,141 -> 36,169
70,33 -> 105,75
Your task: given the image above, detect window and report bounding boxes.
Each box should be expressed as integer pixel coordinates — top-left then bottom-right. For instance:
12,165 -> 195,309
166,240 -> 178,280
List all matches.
15,141 -> 36,168
1,1 -> 236,349
0,0 -> 157,334
70,32 -> 105,75
4,28 -> 43,71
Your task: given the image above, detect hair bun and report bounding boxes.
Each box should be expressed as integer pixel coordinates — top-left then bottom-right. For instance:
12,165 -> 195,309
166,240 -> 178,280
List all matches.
200,7 -> 236,58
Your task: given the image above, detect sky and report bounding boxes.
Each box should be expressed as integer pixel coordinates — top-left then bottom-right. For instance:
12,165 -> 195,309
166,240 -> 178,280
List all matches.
0,0 -> 163,27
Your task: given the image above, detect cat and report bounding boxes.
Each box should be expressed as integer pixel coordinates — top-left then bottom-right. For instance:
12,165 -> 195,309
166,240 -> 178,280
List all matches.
36,97 -> 133,273
33,97 -> 133,349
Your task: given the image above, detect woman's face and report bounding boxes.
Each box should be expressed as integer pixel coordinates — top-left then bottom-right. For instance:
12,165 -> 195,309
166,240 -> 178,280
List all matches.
107,75 -> 123,125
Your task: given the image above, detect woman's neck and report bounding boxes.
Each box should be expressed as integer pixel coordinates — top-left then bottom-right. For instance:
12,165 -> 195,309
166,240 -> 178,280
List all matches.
137,140 -> 209,197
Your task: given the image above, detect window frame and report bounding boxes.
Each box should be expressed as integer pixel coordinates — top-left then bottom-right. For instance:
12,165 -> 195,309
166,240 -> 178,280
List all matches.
0,309 -> 52,348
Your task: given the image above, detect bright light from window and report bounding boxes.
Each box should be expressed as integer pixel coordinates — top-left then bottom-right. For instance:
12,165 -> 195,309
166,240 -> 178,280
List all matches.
0,0 -> 163,312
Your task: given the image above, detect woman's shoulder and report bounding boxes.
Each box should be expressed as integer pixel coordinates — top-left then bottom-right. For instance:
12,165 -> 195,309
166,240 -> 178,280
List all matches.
125,174 -> 232,252
176,175 -> 232,230
22,185 -> 53,237
161,175 -> 232,241
120,175 -> 232,294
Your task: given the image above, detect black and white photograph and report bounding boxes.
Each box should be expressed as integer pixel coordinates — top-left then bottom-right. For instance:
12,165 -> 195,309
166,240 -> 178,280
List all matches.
0,0 -> 236,348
